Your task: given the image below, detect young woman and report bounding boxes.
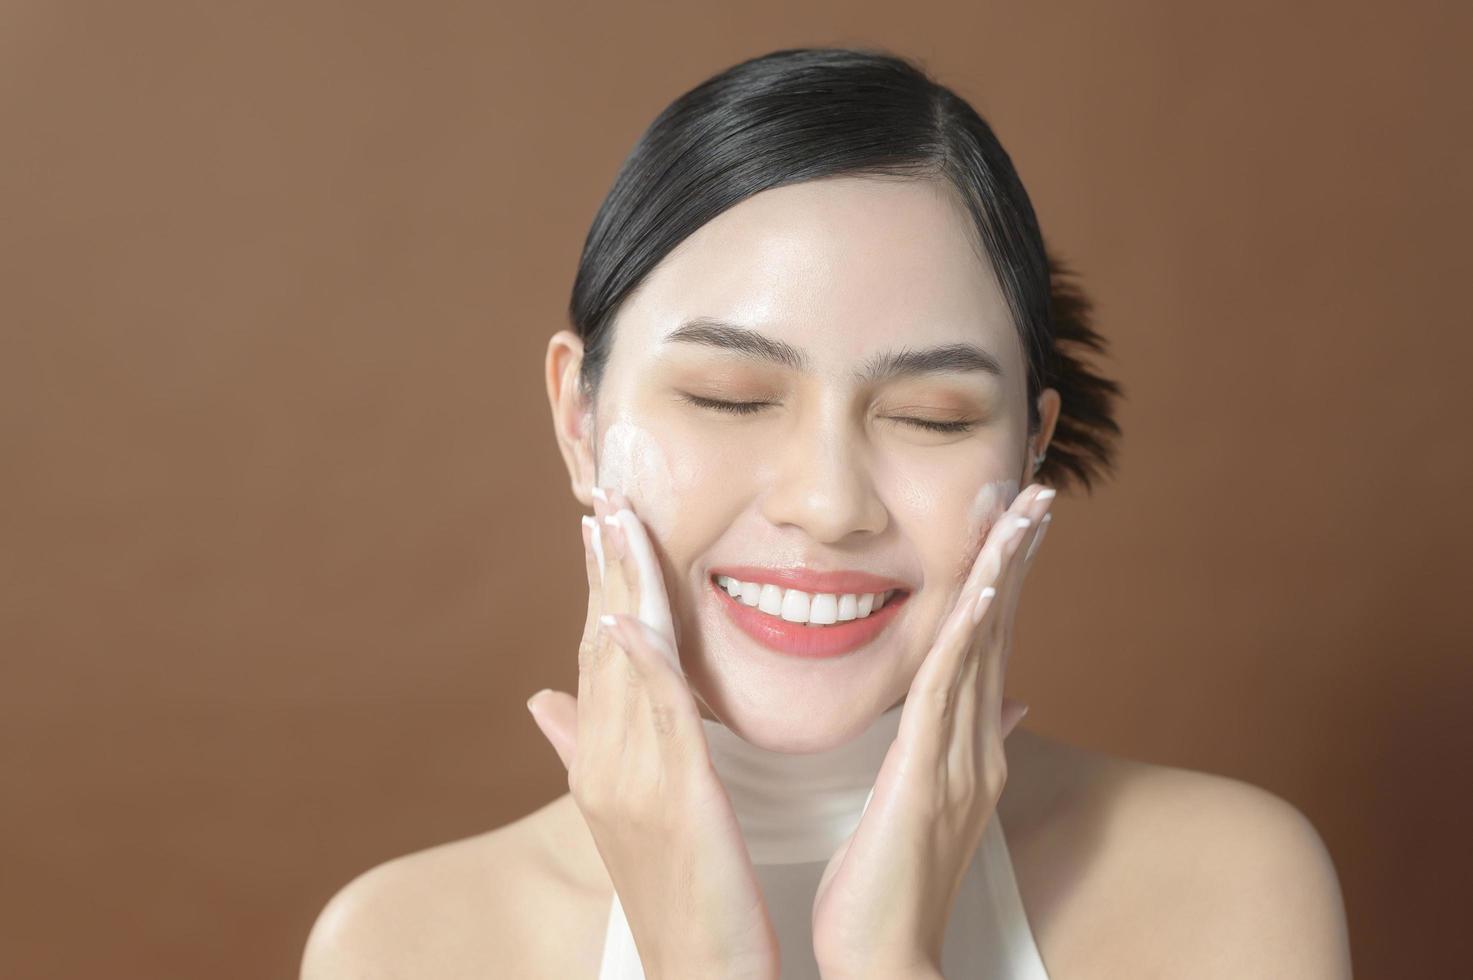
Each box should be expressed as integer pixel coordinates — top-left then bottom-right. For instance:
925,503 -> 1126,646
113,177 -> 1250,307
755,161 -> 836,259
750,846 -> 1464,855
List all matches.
302,47 -> 1351,978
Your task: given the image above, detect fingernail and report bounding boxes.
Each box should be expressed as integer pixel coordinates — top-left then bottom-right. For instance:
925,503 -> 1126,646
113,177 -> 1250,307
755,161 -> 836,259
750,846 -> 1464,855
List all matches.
526,689 -> 548,712
1036,487 -> 1055,502
971,585 -> 996,624
580,515 -> 596,536
599,613 -> 617,628
1024,514 -> 1051,562
590,486 -> 608,502
1008,516 -> 1032,542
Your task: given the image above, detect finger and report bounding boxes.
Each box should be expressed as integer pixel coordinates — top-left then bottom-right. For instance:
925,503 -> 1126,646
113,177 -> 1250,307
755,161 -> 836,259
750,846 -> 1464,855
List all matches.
979,488 -> 1050,633
577,516 -> 604,711
607,506 -> 679,660
901,482 -> 1033,753
606,489 -> 654,627
527,689 -> 579,772
595,515 -> 630,607
948,486 -> 1049,766
971,489 -> 1052,749
607,486 -> 633,514
590,486 -> 611,577
1002,499 -> 1050,606
967,481 -> 1051,624
599,514 -> 635,613
602,613 -> 681,680
899,544 -> 1011,775
908,488 -> 1024,702
1006,487 -> 1054,589
989,491 -> 1053,672
601,613 -> 700,741
577,533 -> 638,752
1023,509 -> 1052,564
603,515 -> 639,621
900,574 -> 983,760
1000,510 -> 1051,678
1015,511 -> 1052,607
580,516 -> 604,643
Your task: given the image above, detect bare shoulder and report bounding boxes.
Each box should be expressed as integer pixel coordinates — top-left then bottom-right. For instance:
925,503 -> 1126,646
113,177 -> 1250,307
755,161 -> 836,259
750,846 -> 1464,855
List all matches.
1000,728 -> 1352,979
299,794 -> 610,979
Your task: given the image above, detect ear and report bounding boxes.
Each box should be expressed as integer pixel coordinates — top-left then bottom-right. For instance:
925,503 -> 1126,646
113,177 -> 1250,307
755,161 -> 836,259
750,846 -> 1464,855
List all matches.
1030,386 -> 1062,468
545,330 -> 598,507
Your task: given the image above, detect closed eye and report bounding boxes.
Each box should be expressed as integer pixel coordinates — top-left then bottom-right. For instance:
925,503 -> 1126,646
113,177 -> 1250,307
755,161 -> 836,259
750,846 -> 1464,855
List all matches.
680,393 -> 771,416
679,394 -> 977,434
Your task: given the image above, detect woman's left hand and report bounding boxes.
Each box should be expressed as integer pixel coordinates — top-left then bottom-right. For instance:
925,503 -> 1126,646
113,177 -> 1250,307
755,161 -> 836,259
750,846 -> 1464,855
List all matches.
810,482 -> 1056,980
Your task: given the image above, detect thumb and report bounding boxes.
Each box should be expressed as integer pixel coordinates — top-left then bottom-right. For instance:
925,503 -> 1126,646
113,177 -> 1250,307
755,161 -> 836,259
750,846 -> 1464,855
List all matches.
526,689 -> 579,771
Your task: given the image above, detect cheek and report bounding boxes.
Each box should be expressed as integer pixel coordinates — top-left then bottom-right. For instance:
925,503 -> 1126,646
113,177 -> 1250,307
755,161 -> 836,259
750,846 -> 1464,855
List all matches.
597,418 -> 679,539
954,477 -> 1020,585
598,417 -> 735,552
888,464 -> 1021,591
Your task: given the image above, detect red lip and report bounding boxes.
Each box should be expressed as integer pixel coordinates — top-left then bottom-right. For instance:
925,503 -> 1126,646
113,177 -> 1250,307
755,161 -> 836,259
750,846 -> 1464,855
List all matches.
710,577 -> 909,659
709,565 -> 909,595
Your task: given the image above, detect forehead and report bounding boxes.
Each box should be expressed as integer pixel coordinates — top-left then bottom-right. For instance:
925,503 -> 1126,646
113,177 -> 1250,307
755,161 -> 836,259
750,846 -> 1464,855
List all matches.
612,175 -> 1017,365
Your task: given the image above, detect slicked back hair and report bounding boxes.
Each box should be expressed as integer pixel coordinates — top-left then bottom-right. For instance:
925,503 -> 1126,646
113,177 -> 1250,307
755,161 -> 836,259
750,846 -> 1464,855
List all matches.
569,46 -> 1123,494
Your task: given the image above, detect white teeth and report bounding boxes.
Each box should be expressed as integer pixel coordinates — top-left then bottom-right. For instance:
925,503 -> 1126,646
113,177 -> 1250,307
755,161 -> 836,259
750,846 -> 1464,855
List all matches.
758,583 -> 784,615
715,576 -> 897,626
780,589 -> 810,623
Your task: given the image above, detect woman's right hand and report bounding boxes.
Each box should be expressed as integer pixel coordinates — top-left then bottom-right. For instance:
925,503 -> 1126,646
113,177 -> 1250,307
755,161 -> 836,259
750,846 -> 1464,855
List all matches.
525,487 -> 780,980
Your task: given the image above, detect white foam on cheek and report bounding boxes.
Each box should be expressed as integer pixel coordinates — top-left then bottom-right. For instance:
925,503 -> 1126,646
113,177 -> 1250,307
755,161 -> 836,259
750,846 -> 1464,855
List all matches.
591,416 -> 682,660
963,477 -> 1021,575
968,478 -> 1020,533
597,418 -> 677,539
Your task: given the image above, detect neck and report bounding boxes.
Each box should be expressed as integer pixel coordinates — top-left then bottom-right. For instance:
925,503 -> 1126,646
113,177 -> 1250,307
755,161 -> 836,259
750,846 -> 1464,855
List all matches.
700,703 -> 905,864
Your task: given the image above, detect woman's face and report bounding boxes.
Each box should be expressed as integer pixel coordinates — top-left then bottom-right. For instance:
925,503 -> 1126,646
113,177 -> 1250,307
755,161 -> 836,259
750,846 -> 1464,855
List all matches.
549,175 -> 1059,752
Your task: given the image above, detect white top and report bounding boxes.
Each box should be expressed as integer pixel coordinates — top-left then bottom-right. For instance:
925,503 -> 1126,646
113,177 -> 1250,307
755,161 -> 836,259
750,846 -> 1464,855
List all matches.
596,702 -> 1051,978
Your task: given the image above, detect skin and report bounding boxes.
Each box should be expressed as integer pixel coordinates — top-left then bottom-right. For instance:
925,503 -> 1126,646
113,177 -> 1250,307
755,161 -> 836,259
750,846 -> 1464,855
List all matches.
300,176 -> 1353,978
539,479 -> 1045,977
557,174 -> 1054,756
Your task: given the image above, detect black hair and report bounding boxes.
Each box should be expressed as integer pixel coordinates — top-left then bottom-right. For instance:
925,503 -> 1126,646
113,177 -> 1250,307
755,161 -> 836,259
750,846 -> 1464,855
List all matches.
568,46 -> 1123,494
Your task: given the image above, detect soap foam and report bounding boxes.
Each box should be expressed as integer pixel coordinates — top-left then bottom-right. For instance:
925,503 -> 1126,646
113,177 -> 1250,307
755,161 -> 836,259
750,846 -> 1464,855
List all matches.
593,415 -> 681,656
956,477 -> 1020,588
597,417 -> 676,539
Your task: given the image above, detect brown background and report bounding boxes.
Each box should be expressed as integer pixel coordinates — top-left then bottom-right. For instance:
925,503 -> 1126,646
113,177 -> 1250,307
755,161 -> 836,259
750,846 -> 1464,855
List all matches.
3,2 -> 1469,977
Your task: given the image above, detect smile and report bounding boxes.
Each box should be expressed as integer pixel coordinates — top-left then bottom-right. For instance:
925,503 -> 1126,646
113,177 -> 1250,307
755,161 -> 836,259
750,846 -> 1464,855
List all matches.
713,575 -> 898,624
708,571 -> 911,659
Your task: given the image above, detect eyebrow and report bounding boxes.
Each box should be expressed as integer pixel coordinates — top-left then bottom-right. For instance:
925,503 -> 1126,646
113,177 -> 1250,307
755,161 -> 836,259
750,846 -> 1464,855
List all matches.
662,317 -> 1005,384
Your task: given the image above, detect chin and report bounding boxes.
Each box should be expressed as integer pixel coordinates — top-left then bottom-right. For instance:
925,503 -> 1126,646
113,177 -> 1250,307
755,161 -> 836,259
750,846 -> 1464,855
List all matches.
692,667 -> 900,754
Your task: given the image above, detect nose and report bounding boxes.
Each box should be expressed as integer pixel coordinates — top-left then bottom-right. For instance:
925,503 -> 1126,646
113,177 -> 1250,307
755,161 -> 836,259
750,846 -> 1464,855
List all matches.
757,403 -> 889,544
